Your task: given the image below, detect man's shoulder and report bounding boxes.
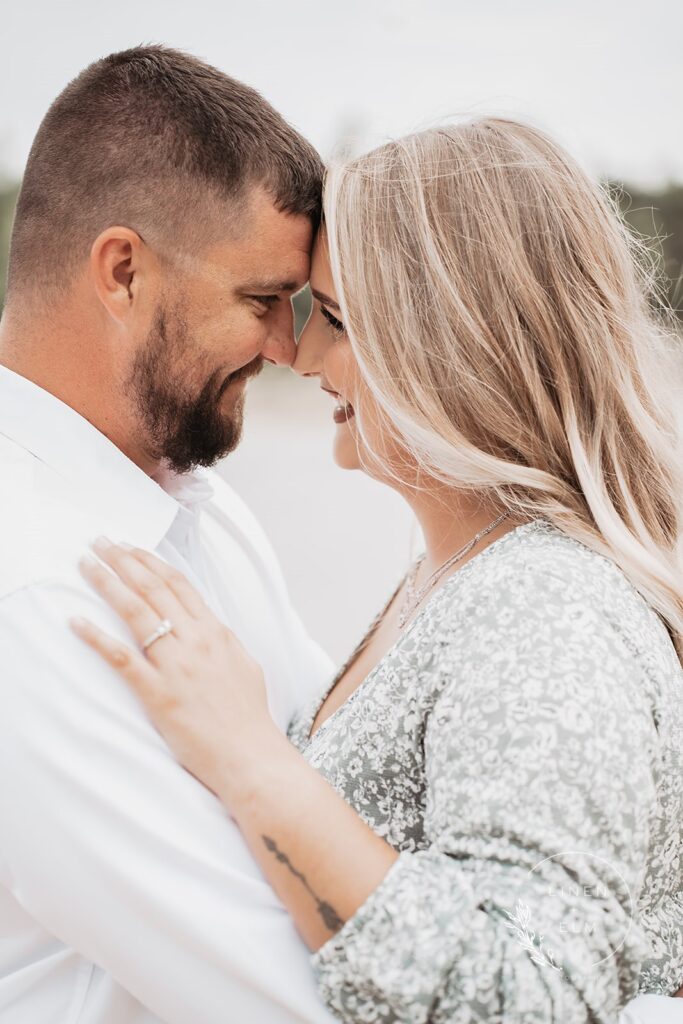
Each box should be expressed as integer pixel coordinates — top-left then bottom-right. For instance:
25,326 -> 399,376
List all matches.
0,434 -> 90,600
201,468 -> 299,612
202,469 -> 279,561
203,469 -> 263,527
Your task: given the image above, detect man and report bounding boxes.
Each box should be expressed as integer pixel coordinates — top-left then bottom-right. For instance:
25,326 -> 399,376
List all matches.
0,46 -> 336,1023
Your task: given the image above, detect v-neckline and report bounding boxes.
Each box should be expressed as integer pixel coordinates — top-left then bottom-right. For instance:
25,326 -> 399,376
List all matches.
305,574 -> 406,743
302,518 -> 547,746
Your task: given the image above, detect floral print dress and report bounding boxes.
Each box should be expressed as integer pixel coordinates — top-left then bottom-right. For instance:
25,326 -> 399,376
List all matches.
287,519 -> 683,1023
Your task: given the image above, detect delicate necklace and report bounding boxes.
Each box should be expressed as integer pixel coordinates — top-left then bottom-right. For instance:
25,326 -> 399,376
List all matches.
397,511 -> 511,629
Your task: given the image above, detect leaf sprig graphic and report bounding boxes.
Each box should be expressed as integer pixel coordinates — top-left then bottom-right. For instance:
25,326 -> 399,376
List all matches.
503,900 -> 562,973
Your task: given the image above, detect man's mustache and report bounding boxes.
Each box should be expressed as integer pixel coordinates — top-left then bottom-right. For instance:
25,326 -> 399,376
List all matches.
220,355 -> 265,394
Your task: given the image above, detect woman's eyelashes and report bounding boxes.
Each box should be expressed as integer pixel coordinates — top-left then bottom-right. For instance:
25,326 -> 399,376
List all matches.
320,305 -> 346,336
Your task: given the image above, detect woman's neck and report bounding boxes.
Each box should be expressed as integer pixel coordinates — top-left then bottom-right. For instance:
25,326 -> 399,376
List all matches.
401,480 -> 518,577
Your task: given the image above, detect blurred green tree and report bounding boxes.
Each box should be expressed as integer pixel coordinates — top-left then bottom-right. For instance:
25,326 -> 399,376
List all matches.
0,182 -> 19,312
613,183 -> 683,320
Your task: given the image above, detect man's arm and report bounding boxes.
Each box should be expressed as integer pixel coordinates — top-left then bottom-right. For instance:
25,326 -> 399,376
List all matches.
0,578 -> 333,1024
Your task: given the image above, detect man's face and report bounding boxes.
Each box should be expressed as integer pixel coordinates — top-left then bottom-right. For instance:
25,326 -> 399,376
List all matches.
127,187 -> 313,474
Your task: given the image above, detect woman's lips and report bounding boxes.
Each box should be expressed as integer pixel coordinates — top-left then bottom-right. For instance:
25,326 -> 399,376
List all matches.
333,403 -> 355,424
321,385 -> 355,425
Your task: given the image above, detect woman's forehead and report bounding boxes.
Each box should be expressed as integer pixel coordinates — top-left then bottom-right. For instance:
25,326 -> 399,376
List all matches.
310,232 -> 337,301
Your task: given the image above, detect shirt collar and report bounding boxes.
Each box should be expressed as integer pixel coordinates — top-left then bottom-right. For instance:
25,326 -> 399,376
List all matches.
0,365 -> 214,550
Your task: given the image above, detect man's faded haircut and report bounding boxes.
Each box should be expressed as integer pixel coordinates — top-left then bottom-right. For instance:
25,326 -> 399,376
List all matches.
6,45 -> 324,301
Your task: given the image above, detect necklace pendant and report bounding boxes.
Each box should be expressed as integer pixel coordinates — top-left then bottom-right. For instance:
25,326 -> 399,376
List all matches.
397,561 -> 422,631
397,597 -> 412,630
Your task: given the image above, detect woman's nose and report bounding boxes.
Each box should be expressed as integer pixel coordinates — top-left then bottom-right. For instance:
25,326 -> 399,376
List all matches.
291,318 -> 331,378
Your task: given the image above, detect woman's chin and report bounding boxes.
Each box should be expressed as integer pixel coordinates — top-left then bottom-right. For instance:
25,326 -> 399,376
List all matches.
332,425 -> 362,471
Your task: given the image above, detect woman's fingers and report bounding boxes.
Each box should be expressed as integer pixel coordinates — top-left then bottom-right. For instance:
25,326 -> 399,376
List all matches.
78,553 -> 169,649
69,616 -> 160,701
122,546 -> 209,620
91,538 -> 192,631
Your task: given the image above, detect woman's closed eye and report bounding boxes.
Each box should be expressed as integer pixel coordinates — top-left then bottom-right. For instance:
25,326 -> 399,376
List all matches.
320,305 -> 346,336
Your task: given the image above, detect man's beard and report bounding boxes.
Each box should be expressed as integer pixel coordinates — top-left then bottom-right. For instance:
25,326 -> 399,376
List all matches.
127,304 -> 263,474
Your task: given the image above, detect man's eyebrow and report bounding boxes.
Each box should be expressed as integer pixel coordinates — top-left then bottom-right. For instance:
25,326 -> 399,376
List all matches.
238,279 -> 301,294
311,288 -> 341,311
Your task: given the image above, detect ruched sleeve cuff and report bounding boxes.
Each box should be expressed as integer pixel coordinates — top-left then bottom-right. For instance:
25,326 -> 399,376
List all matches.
312,849 -> 478,1023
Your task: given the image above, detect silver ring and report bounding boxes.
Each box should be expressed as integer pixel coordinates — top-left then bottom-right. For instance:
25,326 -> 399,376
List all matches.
141,618 -> 174,653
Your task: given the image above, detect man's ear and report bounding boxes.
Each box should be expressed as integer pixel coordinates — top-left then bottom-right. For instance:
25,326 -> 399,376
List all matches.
90,227 -> 154,325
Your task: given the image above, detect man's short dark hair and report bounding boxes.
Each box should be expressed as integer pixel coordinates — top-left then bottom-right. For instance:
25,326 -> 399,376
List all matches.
6,45 -> 324,301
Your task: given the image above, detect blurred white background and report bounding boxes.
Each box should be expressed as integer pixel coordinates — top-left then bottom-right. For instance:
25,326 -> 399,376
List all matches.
225,370 -> 416,661
3,0 -> 682,660
3,0 -> 683,183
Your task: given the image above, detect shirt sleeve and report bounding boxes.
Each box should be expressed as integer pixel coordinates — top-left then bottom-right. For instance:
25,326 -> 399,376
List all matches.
311,566 -> 660,1023
0,578 -> 335,1024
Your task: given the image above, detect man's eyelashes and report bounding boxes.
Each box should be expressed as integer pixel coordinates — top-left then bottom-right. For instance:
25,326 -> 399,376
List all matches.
250,295 -> 280,309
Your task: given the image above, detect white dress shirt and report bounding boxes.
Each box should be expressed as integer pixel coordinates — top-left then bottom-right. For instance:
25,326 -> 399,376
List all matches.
0,365 -> 337,1024
620,996 -> 683,1023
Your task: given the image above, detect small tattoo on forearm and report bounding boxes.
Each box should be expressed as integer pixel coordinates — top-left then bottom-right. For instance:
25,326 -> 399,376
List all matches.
261,835 -> 345,932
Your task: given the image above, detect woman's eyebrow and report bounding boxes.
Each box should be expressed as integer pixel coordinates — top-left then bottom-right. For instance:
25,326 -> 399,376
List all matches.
311,288 -> 340,310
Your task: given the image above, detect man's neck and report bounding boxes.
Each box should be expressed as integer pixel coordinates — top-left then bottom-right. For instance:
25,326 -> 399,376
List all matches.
0,321 -> 158,478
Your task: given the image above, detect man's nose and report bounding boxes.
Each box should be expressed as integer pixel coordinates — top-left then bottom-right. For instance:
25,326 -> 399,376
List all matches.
291,318 -> 328,378
261,321 -> 298,368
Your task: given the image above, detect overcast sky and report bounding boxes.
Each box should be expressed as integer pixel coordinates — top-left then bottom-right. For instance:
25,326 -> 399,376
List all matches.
2,0 -> 682,186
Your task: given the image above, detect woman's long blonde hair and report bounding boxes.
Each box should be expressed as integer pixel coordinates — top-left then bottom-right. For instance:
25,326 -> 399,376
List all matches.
324,117 -> 683,659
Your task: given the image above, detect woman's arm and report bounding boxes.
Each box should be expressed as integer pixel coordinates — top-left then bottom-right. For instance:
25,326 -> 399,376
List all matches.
215,728 -> 398,950
310,565 -> 665,1021
71,539 -> 398,951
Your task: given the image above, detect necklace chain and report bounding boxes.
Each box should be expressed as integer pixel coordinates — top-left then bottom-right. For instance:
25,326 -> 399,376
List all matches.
397,511 -> 511,629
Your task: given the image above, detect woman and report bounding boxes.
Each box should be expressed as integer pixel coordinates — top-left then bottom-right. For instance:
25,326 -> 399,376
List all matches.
71,118 -> 683,1022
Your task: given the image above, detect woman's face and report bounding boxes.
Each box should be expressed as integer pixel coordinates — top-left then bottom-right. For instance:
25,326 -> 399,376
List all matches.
293,232 -> 365,471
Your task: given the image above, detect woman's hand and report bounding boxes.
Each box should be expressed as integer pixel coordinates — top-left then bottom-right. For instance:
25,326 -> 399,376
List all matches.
71,539 -> 398,953
70,537 -> 278,800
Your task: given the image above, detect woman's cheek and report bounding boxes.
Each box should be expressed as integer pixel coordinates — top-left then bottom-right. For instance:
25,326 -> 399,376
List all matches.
327,335 -> 355,381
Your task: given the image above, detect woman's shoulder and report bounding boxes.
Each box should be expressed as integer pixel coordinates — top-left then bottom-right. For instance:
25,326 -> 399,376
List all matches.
427,518 -> 679,682
414,520 -> 683,777
461,516 -> 635,595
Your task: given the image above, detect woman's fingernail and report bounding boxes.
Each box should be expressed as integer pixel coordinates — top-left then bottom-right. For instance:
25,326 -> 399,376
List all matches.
69,616 -> 88,630
118,541 -> 134,551
93,536 -> 114,552
79,554 -> 100,571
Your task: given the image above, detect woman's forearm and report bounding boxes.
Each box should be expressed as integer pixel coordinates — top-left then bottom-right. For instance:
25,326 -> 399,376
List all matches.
216,723 -> 398,951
